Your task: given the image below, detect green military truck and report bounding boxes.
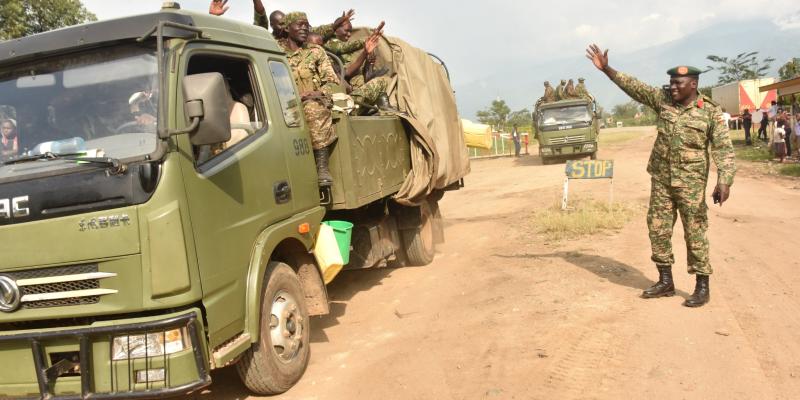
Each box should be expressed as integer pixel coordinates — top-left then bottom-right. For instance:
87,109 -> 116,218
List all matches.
534,98 -> 600,164
0,3 -> 468,398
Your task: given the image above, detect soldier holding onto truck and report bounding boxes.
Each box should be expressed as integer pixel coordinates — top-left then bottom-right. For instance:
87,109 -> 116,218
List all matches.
586,44 -> 736,308
280,12 -> 342,186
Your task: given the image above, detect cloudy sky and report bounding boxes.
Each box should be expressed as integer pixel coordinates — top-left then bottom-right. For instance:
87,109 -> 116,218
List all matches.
83,0 -> 800,87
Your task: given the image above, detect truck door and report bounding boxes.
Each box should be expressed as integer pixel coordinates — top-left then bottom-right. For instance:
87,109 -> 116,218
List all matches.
176,49 -> 293,345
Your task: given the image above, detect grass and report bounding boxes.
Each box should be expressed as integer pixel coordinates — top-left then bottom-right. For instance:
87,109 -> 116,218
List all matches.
598,129 -> 648,145
531,197 -> 637,242
728,128 -> 800,177
779,164 -> 800,177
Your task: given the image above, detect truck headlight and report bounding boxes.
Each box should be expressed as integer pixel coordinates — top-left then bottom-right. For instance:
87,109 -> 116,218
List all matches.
582,143 -> 595,151
112,328 -> 187,360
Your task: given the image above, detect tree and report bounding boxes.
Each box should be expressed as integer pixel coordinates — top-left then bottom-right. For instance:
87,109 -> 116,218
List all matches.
0,0 -> 97,40
612,101 -> 639,119
778,58 -> 800,81
704,52 -> 775,85
507,108 -> 532,128
476,99 -> 511,131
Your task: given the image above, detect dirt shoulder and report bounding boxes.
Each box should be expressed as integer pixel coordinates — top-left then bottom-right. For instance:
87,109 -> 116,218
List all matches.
202,127 -> 800,400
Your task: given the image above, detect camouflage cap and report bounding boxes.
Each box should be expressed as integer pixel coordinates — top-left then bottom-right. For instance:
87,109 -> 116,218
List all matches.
281,12 -> 308,28
667,66 -> 702,77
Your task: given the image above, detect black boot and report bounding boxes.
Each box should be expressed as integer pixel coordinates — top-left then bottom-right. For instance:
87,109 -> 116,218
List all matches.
376,93 -> 397,112
641,264 -> 675,298
313,147 -> 333,187
683,275 -> 710,308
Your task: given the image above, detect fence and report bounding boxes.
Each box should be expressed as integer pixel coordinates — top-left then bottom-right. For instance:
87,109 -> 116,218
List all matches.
469,132 -> 533,158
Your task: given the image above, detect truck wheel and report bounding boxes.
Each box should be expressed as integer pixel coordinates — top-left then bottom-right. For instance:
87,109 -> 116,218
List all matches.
590,152 -> 598,160
236,262 -> 310,395
401,200 -> 436,266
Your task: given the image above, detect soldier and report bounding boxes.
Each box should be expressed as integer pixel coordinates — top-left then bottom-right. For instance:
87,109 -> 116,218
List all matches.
575,77 -> 593,101
555,79 -> 567,101
542,81 -> 556,103
239,0 -> 355,42
586,44 -> 735,308
281,12 -> 343,186
325,20 -> 391,109
565,79 -> 578,99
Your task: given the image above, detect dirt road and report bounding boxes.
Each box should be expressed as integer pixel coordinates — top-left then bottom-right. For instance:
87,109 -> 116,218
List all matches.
203,127 -> 800,399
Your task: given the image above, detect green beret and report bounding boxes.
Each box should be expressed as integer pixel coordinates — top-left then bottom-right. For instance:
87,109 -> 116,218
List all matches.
282,12 -> 308,28
667,66 -> 702,77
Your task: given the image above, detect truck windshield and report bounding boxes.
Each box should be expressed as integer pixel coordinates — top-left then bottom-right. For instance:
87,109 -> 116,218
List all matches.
541,105 -> 591,126
0,45 -> 159,165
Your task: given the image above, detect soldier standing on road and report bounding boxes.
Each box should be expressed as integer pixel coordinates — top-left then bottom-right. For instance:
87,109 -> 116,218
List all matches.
586,44 -> 736,308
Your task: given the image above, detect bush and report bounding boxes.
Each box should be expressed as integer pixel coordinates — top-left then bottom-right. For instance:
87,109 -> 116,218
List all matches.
532,197 -> 637,242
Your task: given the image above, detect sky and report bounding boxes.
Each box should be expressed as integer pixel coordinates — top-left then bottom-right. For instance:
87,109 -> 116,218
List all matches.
82,0 -> 800,88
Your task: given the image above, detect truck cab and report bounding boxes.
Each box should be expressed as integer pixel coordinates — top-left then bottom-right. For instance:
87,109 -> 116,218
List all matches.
534,98 -> 599,164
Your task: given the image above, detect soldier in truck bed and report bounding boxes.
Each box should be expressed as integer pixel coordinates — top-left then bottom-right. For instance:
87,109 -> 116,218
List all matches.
586,44 -> 736,308
280,12 -> 342,187
208,0 -> 355,41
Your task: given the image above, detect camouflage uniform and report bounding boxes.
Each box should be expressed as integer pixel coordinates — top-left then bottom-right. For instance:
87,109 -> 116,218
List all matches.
253,11 -> 336,41
555,80 -> 566,101
612,72 -> 736,275
543,83 -> 556,103
325,37 -> 389,106
279,37 -> 341,149
576,80 -> 592,100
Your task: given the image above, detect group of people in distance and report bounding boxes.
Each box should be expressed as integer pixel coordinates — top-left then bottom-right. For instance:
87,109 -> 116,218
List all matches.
209,0 -> 393,186
540,78 -> 594,104
741,100 -> 800,163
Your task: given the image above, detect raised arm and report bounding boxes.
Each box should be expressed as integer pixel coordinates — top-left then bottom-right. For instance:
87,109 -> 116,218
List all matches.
313,9 -> 355,41
252,0 -> 269,29
586,44 -> 664,111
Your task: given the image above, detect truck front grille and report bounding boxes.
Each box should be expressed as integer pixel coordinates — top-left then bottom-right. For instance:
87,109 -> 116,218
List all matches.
549,135 -> 586,145
4,264 -> 117,309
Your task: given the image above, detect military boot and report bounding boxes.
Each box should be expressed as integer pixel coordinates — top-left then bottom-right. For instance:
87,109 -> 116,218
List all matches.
376,93 -> 398,112
641,264 -> 675,298
313,147 -> 333,187
683,275 -> 710,308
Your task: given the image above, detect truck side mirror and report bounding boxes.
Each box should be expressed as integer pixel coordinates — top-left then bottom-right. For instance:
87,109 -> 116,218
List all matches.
182,72 -> 232,146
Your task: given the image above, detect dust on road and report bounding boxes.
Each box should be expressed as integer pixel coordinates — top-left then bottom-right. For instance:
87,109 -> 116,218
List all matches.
200,127 -> 800,400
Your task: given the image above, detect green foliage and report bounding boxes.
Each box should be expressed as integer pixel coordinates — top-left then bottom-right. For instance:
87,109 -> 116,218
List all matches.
0,0 -> 97,40
704,52 -> 775,85
778,58 -> 800,81
507,108 -> 532,128
476,99 -> 511,131
698,86 -> 713,98
779,164 -> 800,177
612,101 -> 639,119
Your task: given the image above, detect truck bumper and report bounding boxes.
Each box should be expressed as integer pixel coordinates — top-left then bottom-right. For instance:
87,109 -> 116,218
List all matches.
541,142 -> 596,156
0,309 -> 210,399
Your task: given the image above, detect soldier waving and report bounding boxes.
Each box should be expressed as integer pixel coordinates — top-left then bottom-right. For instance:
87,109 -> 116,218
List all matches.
586,44 -> 736,308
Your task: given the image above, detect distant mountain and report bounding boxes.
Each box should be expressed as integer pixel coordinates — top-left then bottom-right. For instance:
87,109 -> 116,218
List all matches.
454,18 -> 799,119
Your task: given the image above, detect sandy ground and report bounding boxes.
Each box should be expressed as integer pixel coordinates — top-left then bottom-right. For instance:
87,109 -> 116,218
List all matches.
200,127 -> 800,400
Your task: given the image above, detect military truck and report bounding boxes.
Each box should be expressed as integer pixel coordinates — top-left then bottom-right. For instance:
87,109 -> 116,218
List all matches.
0,3 -> 468,398
534,98 -> 600,164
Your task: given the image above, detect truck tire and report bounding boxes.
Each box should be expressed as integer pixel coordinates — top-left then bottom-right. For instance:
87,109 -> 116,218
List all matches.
401,200 -> 436,266
590,152 -> 598,160
236,262 -> 310,395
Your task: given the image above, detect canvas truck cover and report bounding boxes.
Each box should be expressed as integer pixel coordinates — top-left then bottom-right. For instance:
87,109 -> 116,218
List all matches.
349,30 -> 470,206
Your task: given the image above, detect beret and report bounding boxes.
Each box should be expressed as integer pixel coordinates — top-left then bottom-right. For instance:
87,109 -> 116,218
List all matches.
667,65 -> 702,77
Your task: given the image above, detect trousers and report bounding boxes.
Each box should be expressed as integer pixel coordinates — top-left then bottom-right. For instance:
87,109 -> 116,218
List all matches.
647,177 -> 712,275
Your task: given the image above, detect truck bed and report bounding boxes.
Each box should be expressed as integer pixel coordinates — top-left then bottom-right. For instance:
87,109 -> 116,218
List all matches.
326,115 -> 412,210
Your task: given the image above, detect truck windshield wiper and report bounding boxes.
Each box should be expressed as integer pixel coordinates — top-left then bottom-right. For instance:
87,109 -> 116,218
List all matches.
3,152 -> 125,173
